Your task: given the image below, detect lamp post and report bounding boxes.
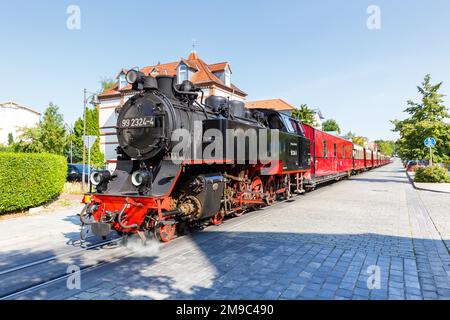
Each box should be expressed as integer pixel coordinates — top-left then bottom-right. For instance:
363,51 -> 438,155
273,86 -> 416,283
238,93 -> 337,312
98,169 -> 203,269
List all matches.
82,89 -> 99,192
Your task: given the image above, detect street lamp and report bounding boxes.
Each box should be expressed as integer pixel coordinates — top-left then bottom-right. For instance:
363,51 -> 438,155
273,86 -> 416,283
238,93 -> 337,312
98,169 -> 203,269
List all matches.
82,89 -> 100,192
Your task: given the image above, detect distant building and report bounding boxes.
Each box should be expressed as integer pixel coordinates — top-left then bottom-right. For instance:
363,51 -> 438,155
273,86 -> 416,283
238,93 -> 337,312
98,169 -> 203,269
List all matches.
0,101 -> 41,145
97,50 -> 247,168
245,99 -> 296,116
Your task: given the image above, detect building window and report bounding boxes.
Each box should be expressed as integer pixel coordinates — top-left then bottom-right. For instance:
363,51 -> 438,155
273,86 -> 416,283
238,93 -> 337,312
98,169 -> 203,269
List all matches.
178,64 -> 188,84
119,74 -> 127,89
224,67 -> 231,86
323,140 -> 327,158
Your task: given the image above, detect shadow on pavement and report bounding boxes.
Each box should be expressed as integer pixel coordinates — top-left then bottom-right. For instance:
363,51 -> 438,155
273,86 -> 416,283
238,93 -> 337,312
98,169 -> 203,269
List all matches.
2,229 -> 449,300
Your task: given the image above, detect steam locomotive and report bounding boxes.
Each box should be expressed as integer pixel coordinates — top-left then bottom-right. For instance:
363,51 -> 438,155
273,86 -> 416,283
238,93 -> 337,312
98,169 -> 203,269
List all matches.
80,70 -> 311,243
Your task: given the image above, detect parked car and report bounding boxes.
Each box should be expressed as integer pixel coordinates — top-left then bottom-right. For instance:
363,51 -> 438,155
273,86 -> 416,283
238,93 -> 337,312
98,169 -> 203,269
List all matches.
406,160 -> 427,172
67,164 -> 91,182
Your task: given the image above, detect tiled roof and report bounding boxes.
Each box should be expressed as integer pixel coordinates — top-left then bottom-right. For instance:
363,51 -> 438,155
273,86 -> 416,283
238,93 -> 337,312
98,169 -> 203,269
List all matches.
245,99 -> 296,111
98,51 -> 246,98
0,101 -> 41,115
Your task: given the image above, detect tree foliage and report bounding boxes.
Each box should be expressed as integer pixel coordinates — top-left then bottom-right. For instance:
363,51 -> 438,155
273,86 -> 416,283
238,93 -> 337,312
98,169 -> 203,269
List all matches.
352,136 -> 368,147
392,74 -> 450,162
72,106 -> 104,168
374,140 -> 396,156
322,119 -> 341,134
12,103 -> 67,155
100,77 -> 117,92
291,104 -> 318,127
0,152 -> 67,213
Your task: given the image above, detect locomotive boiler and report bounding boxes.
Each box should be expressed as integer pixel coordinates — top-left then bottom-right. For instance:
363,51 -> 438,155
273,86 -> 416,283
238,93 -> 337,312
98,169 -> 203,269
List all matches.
81,70 -> 311,243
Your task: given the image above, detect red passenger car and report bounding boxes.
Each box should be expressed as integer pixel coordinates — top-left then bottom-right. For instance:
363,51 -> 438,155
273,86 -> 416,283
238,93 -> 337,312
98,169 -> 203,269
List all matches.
353,144 -> 365,172
302,124 -> 353,187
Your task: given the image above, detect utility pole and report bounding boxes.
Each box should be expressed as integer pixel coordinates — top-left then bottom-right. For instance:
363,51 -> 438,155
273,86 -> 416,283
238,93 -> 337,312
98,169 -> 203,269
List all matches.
82,89 -> 87,192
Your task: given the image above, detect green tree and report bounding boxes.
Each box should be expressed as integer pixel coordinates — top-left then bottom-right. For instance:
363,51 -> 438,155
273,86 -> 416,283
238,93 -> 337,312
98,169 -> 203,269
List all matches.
11,126 -> 44,153
392,74 -> 450,162
12,103 -> 68,155
100,77 -> 117,92
291,104 -> 318,126
322,119 -> 341,134
7,133 -> 14,146
39,103 -> 67,154
72,106 -> 104,168
374,140 -> 396,156
352,136 -> 367,146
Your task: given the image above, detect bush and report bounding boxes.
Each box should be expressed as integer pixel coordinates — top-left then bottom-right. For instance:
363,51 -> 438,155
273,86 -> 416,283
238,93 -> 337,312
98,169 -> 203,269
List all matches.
414,165 -> 450,183
0,152 -> 67,214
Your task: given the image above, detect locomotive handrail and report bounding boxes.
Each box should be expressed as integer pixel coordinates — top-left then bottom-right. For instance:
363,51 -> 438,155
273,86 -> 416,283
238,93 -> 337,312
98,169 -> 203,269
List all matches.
117,198 -> 142,229
80,204 -> 95,226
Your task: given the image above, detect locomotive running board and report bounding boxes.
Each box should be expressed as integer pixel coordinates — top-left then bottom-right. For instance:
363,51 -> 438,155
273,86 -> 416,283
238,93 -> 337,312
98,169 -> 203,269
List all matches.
149,160 -> 182,197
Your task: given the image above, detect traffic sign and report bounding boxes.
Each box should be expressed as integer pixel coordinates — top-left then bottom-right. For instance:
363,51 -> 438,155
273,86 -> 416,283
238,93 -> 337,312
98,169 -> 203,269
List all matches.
82,135 -> 97,150
424,137 -> 436,148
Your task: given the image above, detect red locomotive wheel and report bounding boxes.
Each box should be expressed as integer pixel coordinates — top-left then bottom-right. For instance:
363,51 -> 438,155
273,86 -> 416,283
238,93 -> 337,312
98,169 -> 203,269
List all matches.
264,177 -> 276,205
155,222 -> 176,242
211,211 -> 224,225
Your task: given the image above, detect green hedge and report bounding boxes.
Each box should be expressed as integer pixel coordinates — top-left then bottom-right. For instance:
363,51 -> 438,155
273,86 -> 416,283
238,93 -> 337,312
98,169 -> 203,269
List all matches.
414,165 -> 450,183
0,152 -> 67,214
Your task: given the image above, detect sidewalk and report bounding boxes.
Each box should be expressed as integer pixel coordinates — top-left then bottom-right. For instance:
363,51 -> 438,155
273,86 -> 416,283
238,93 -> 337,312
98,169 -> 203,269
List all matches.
406,171 -> 450,194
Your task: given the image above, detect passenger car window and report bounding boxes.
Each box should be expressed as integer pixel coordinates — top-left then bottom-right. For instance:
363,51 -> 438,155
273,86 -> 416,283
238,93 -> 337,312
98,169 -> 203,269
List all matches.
323,140 -> 327,158
342,145 -> 345,158
333,143 -> 337,157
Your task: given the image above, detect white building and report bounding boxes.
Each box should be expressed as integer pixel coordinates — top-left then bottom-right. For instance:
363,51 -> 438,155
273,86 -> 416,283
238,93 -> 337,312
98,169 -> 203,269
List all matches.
0,101 -> 41,145
97,50 -> 247,169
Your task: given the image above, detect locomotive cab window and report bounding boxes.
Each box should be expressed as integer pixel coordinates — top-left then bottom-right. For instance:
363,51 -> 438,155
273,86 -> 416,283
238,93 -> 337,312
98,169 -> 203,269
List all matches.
268,114 -> 287,132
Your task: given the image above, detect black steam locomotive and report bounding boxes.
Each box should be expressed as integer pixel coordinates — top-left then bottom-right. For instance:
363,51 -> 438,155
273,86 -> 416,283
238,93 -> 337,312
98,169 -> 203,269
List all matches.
81,70 -> 310,242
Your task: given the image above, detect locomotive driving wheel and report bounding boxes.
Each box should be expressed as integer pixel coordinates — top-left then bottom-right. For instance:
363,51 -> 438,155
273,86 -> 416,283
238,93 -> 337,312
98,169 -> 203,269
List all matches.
251,176 -> 264,206
264,176 -> 276,205
154,220 -> 176,242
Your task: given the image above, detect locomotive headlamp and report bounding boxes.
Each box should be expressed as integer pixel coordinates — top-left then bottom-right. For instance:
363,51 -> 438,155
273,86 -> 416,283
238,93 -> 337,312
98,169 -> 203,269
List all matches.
126,70 -> 144,85
131,170 -> 152,187
90,171 -> 111,187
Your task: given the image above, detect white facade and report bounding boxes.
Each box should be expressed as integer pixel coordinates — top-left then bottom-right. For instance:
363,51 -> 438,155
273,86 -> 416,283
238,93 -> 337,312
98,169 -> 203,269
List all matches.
0,102 -> 41,145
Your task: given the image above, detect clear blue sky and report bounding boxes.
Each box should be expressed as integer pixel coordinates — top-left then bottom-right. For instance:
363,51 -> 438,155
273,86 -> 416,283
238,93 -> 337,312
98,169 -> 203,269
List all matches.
1,0 -> 450,140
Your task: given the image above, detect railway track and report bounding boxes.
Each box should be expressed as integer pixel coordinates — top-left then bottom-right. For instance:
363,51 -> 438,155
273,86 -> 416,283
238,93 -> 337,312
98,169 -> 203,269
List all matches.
0,237 -> 125,300
0,191 -> 310,300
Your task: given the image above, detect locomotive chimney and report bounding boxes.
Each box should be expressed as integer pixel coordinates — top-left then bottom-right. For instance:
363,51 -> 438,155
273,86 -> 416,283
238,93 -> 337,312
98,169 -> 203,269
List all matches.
156,76 -> 176,100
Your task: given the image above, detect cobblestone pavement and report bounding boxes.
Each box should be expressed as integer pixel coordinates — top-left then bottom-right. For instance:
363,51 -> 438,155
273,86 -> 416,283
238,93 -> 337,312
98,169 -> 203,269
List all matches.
7,160 -> 450,300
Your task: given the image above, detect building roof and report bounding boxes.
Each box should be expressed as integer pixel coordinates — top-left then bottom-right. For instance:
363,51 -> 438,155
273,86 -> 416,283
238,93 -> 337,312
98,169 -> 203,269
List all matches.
0,101 -> 41,115
245,99 -> 296,111
98,51 -> 246,98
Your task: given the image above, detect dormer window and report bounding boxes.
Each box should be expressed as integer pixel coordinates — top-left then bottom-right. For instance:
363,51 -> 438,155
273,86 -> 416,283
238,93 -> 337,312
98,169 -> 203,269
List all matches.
224,67 -> 231,86
178,64 -> 188,84
119,74 -> 127,89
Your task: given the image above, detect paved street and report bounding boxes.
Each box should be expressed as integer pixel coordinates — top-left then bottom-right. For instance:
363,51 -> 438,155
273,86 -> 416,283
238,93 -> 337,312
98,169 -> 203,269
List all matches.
1,160 -> 450,300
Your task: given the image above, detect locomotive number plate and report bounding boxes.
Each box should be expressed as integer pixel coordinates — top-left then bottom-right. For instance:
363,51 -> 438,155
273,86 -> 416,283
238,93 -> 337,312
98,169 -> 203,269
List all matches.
120,116 -> 155,128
